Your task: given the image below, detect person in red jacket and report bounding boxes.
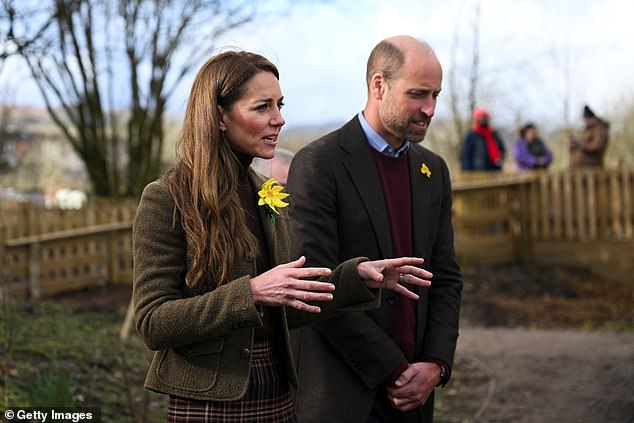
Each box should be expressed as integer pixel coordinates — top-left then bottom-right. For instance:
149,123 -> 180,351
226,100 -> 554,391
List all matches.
461,107 -> 506,171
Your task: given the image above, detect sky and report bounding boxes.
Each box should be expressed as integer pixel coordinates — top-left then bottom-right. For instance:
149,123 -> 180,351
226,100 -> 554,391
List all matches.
3,0 -> 634,130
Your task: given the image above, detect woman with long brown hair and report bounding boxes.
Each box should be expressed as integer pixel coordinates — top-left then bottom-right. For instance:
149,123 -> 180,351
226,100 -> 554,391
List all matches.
133,50 -> 432,422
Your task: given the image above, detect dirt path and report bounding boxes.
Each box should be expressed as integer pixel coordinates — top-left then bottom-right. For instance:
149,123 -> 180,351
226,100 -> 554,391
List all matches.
455,325 -> 634,423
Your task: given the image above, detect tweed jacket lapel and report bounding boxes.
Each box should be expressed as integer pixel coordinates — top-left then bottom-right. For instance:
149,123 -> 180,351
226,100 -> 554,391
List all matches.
340,118 -> 393,259
248,169 -> 290,266
248,169 -> 296,385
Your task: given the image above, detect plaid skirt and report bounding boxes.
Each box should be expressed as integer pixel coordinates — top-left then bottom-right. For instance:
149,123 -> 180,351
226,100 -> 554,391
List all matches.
168,340 -> 296,423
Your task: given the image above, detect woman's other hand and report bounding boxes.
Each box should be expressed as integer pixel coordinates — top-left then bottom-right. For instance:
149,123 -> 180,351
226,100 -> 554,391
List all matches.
357,257 -> 432,301
250,256 -> 334,313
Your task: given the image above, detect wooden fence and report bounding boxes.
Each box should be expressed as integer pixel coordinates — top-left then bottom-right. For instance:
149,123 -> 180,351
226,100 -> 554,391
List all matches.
452,175 -> 531,265
1,199 -> 137,299
529,169 -> 633,241
1,168 -> 633,299
452,168 -> 634,281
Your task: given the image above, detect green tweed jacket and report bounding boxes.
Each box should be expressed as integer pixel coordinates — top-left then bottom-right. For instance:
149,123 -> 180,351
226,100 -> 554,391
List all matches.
132,170 -> 380,401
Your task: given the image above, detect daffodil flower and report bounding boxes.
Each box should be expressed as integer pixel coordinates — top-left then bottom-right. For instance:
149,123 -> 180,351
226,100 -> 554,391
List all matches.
420,163 -> 431,178
258,178 -> 290,223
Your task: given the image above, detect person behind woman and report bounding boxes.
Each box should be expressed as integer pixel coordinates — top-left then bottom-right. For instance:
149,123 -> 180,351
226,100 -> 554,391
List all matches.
512,122 -> 553,170
251,147 -> 294,186
132,50 -> 432,422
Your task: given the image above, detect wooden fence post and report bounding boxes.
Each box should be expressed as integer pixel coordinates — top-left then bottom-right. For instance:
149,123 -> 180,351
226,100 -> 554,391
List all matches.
623,168 -> 633,238
107,231 -> 117,285
515,182 -> 533,263
28,241 -> 41,299
119,297 -> 135,340
0,223 -> 6,302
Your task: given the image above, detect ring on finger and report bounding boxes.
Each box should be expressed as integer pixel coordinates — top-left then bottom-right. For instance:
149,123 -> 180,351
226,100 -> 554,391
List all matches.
399,272 -> 405,283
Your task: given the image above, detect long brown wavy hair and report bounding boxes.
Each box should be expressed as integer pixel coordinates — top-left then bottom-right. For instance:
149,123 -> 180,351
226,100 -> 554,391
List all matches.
165,51 -> 280,288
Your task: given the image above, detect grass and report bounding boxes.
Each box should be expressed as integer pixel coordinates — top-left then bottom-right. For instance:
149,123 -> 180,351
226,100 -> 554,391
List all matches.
0,296 -> 167,422
27,364 -> 75,407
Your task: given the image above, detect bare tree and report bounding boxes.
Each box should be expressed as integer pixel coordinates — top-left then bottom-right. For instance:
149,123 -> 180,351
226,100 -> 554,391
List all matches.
467,1 -> 480,117
0,104 -> 12,171
0,57 -> 14,171
606,96 -> 634,168
0,0 -> 261,196
445,0 -> 481,163
448,21 -> 465,145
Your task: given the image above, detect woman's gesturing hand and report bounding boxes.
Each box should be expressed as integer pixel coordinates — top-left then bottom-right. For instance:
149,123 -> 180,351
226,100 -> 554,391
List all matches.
357,257 -> 432,301
250,256 -> 334,313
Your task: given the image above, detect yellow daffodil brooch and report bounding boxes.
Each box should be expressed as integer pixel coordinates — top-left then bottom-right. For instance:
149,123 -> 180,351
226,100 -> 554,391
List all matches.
258,178 -> 289,223
420,163 -> 431,178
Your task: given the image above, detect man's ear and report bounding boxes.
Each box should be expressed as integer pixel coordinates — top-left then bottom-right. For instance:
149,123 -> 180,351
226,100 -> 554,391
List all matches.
370,73 -> 385,100
218,105 -> 227,131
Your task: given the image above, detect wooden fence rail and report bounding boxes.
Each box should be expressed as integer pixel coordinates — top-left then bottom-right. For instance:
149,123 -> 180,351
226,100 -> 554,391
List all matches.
452,169 -> 634,243
529,169 -> 634,241
2,168 -> 633,299
452,169 -> 634,281
1,199 -> 136,300
452,176 -> 532,265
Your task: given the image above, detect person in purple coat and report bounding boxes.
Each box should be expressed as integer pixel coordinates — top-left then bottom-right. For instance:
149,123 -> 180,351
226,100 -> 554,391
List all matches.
512,122 -> 553,170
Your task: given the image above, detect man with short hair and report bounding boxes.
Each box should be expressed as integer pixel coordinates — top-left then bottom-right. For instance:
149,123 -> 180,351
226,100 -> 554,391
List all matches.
287,35 -> 463,422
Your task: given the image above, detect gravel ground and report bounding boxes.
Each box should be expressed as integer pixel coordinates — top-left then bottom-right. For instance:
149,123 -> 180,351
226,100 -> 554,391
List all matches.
439,263 -> 634,423
453,326 -> 634,423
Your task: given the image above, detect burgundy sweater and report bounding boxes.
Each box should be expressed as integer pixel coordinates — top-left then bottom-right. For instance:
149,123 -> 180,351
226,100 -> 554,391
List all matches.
371,150 -> 417,363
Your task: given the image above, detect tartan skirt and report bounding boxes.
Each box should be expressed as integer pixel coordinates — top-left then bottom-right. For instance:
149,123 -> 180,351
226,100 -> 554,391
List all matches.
167,339 -> 296,423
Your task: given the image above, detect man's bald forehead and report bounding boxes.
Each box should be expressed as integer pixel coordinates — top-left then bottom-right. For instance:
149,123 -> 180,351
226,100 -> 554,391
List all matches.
384,35 -> 434,55
366,36 -> 438,87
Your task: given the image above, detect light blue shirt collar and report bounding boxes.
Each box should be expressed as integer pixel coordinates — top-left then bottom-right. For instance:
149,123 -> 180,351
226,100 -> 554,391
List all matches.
357,111 -> 410,158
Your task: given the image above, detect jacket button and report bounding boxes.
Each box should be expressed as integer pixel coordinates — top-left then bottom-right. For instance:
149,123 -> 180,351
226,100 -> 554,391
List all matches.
240,347 -> 251,359
386,297 -> 396,305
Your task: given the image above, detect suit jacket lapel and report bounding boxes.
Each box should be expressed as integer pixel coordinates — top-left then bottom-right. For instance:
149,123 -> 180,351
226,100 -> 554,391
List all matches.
340,118 -> 393,258
408,146 -> 433,263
